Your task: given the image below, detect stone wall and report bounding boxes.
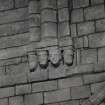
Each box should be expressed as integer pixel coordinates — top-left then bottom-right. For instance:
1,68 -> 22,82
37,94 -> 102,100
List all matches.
0,0 -> 105,105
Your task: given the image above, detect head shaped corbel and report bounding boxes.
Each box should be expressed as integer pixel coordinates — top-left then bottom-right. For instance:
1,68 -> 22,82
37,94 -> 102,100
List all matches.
37,50 -> 48,68
49,47 -> 61,67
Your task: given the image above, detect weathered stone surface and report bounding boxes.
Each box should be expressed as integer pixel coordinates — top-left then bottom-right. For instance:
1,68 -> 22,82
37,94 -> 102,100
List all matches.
0,87 -> 14,98
73,0 -> 89,8
9,96 -> 24,105
58,76 -> 83,89
84,5 -> 105,20
83,72 -> 105,84
0,98 -> 8,105
81,49 -> 97,64
41,9 -> 57,23
44,89 -> 71,103
91,81 -> 105,93
0,8 -> 28,24
30,27 -> 40,42
71,86 -> 91,99
29,14 -> 40,27
98,47 -> 105,63
89,32 -> 105,48
58,8 -> 69,22
49,64 -> 66,79
24,93 -> 43,105
41,23 -> 57,38
16,84 -> 31,95
15,0 -> 28,8
32,80 -> 57,92
0,0 -> 13,11
40,0 -> 56,9
0,33 -> 29,49
91,0 -> 104,5
70,24 -> 77,37
29,0 -> 40,14
66,64 -> 94,76
57,0 -> 68,8
96,19 -> 105,32
71,8 -> 83,23
77,21 -> 95,36
6,62 -> 29,75
28,70 -> 48,82
60,100 -> 79,105
58,22 -> 70,37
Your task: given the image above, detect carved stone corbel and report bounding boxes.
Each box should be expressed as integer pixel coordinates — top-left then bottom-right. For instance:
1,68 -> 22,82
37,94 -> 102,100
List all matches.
28,52 -> 38,72
49,47 -> 61,67
63,47 -> 74,66
37,50 -> 48,68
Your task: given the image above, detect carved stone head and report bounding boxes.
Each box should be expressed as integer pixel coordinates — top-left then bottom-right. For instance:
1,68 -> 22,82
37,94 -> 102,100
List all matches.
28,52 -> 37,72
63,48 -> 73,66
38,50 -> 48,68
49,47 -> 61,66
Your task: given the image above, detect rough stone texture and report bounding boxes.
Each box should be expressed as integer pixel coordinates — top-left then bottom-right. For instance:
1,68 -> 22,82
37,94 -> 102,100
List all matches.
24,93 -> 43,105
32,80 -> 57,92
9,96 -> 24,105
71,8 -> 83,23
73,0 -> 89,8
44,89 -> 71,103
0,0 -> 105,105
84,5 -> 105,20
16,84 -> 31,95
77,21 -> 95,36
71,86 -> 91,99
81,49 -> 97,64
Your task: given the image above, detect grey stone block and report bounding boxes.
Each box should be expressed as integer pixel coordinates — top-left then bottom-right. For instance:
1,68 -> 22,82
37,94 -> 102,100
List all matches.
70,24 -> 77,37
24,93 -> 43,105
16,84 -> 31,95
0,87 -> 14,98
58,76 -> 83,89
15,0 -> 28,8
83,72 -> 105,84
58,22 -> 70,37
98,47 -> 105,63
29,14 -> 40,27
41,9 -> 57,23
0,8 -> 28,24
96,19 -> 105,32
60,100 -> 79,105
40,0 -> 56,9
32,80 -> 57,92
30,27 -> 40,42
73,0 -> 89,8
91,0 -> 104,5
44,89 -> 71,104
57,0 -> 68,8
0,0 -> 13,11
71,8 -> 83,23
0,98 -> 8,105
9,96 -> 24,105
0,33 -> 29,49
58,8 -> 69,22
71,86 -> 91,99
6,62 -> 29,75
81,49 -> 97,64
41,23 -> 57,38
77,21 -> 95,36
91,81 -> 105,94
28,70 -> 48,82
84,5 -> 105,20
29,0 -> 40,14
89,32 -> 105,48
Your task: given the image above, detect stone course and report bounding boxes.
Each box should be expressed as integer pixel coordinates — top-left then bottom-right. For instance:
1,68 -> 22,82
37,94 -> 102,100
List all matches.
0,0 -> 105,105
